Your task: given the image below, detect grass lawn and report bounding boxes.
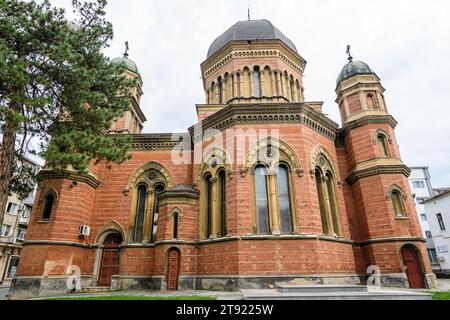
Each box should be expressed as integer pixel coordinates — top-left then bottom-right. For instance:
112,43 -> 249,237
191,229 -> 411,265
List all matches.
47,295 -> 217,300
431,292 -> 450,300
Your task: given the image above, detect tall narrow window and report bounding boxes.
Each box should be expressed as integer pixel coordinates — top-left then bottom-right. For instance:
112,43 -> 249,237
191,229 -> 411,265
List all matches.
437,213 -> 446,231
254,166 -> 270,234
173,213 -> 179,239
218,77 -> 223,104
218,170 -> 227,237
205,174 -> 213,238
277,165 -> 293,234
367,94 -> 377,110
326,172 -> 341,236
290,77 -> 295,101
210,82 -> 215,103
42,194 -> 55,220
391,190 -> 405,217
151,184 -> 165,242
134,184 -> 147,242
377,134 -> 389,157
253,67 -> 261,97
315,169 -> 329,235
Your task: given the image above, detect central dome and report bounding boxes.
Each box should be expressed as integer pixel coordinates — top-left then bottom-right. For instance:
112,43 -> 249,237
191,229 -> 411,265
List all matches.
207,19 -> 298,58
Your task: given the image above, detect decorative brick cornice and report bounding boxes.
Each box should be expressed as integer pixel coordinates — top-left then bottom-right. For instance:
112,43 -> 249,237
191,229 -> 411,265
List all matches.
130,133 -> 192,151
341,115 -> 398,134
23,240 -> 91,248
355,237 -> 426,246
189,103 -> 339,142
37,169 -> 101,189
346,164 -> 412,185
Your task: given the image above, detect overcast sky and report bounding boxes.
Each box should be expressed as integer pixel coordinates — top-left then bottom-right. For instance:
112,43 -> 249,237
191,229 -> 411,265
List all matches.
48,0 -> 450,187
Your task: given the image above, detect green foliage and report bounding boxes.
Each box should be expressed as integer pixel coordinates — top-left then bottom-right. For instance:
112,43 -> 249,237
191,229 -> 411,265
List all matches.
0,0 -> 135,194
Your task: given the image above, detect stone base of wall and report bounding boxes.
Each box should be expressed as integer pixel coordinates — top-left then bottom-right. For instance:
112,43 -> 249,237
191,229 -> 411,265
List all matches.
8,272 -> 438,299
8,276 -> 94,299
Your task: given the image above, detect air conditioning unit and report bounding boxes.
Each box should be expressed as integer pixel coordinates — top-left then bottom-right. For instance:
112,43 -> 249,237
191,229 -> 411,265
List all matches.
78,225 -> 91,237
438,256 -> 445,262
10,238 -> 17,244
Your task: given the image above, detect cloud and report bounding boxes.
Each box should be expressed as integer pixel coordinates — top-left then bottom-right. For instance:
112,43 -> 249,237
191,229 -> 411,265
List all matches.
44,0 -> 450,187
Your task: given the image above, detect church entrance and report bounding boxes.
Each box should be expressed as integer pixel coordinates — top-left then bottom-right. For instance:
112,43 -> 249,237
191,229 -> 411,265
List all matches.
167,248 -> 180,291
401,245 -> 425,289
98,233 -> 122,287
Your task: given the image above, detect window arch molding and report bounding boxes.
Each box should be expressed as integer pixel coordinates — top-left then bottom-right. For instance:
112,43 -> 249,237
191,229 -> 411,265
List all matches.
241,137 -> 303,177
372,129 -> 393,145
196,147 -> 233,184
125,161 -> 173,195
310,145 -> 341,182
386,184 -> 408,201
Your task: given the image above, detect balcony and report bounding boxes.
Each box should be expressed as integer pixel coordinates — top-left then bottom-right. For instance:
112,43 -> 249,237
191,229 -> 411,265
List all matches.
18,215 -> 30,227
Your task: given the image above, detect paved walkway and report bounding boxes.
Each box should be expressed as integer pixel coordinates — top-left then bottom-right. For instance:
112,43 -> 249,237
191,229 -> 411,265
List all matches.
0,287 -> 10,300
30,290 -> 243,300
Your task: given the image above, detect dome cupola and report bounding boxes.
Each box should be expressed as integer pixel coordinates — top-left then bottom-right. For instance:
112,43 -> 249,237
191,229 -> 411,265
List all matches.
199,18 -> 307,119
207,19 -> 298,59
336,60 -> 376,86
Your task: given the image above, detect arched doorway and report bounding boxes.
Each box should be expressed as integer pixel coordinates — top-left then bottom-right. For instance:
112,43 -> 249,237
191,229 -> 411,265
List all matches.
401,245 -> 425,289
167,248 -> 181,291
98,233 -> 122,287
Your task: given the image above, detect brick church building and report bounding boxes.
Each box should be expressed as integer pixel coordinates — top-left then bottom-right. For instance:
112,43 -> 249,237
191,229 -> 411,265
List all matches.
10,19 -> 437,298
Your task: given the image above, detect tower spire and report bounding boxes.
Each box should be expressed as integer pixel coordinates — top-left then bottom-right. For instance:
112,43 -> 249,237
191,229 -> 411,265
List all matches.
346,45 -> 353,62
248,5 -> 251,21
124,41 -> 129,59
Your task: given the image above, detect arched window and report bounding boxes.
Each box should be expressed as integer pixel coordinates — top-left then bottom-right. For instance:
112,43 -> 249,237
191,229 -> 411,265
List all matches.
42,194 -> 55,220
134,184 -> 147,242
326,172 -> 341,235
377,134 -> 390,157
313,153 -> 342,237
218,170 -> 227,237
315,169 -> 329,235
290,76 -> 295,101
210,82 -> 215,103
218,77 -> 223,104
391,190 -> 406,217
367,94 -> 378,110
277,164 -> 293,234
254,165 -> 270,234
237,72 -> 241,97
253,66 -> 261,97
151,184 -> 165,242
204,174 -> 213,238
173,213 -> 179,239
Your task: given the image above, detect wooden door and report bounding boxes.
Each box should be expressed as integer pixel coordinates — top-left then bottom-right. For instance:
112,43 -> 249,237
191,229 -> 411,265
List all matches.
98,233 -> 121,287
167,249 -> 180,291
401,246 -> 425,289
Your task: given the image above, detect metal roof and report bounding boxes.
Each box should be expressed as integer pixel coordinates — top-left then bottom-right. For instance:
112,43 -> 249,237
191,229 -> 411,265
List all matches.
336,60 -> 375,86
207,19 -> 298,58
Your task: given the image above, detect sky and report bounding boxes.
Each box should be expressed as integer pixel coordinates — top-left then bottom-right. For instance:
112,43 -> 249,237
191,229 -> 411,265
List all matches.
46,0 -> 450,187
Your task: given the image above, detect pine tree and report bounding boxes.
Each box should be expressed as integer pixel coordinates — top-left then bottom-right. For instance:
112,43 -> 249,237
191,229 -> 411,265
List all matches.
0,0 -> 135,227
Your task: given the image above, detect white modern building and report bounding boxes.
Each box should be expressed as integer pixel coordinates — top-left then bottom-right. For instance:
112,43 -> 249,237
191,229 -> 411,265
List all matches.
423,190 -> 450,271
408,167 -> 439,267
0,157 -> 40,286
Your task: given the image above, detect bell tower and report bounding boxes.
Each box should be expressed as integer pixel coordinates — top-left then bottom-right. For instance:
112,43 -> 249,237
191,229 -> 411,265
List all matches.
336,49 -> 436,288
109,43 -> 147,134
